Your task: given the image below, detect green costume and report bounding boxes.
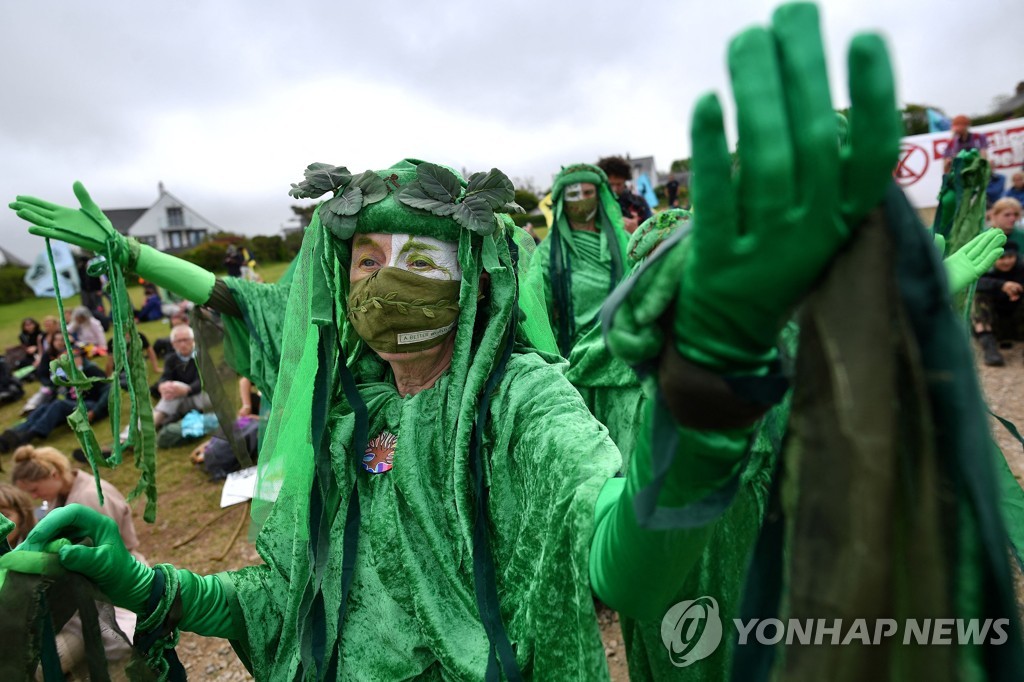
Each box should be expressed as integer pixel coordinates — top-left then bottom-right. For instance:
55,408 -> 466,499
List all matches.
10,6 -> 1020,682
525,164 -> 642,454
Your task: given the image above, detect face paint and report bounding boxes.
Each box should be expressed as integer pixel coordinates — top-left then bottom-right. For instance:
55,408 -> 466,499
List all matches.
563,182 -> 598,224
386,234 -> 461,281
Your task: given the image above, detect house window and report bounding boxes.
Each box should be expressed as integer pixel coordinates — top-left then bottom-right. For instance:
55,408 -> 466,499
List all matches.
169,231 -> 182,249
188,231 -> 204,246
167,207 -> 184,227
137,236 -> 158,247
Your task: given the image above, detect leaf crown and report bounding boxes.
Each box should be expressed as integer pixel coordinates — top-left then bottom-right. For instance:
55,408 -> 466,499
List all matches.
289,161 -> 523,240
394,162 -> 522,237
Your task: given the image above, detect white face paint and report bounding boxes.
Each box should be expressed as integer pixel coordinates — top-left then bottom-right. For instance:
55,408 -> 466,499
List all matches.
350,233 -> 462,282
386,234 -> 462,281
563,183 -> 587,202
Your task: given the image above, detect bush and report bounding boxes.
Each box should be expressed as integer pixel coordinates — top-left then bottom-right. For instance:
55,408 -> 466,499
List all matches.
284,231 -> 305,258
508,213 -> 545,228
178,241 -> 229,272
0,266 -> 32,304
514,189 -> 540,213
248,235 -> 287,264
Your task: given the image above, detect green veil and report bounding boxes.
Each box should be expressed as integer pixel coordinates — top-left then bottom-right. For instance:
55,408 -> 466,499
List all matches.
238,159 -> 562,679
544,164 -> 630,356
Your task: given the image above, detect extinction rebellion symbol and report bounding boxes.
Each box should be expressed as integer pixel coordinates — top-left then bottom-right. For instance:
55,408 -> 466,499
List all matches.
661,596 -> 723,667
894,142 -> 929,187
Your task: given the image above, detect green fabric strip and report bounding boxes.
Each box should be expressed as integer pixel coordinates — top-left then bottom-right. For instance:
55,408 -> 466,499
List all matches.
469,273 -> 522,682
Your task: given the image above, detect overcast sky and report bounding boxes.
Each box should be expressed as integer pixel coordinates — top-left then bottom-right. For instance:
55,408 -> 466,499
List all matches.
1,0 -> 1020,261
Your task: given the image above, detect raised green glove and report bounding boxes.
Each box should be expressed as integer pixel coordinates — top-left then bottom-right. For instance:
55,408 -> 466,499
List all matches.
943,228 -> 1006,295
10,181 -> 123,257
674,4 -> 900,371
18,504 -> 154,612
10,182 -> 216,304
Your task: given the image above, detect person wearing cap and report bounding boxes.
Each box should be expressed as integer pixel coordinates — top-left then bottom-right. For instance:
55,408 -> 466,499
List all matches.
943,114 -> 989,171
973,238 -> 1024,366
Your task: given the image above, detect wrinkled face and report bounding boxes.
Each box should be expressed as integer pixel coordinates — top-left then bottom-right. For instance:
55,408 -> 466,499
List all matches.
606,175 -> 627,196
171,328 -> 195,356
350,233 -> 461,283
993,207 -> 1022,230
16,474 -> 63,504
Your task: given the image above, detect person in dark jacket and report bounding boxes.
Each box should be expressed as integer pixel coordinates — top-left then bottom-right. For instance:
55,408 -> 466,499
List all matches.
972,239 -> 1024,365
224,245 -> 244,278
134,285 -> 165,322
0,344 -> 110,451
149,324 -> 211,429
597,155 -> 652,233
16,318 -> 43,369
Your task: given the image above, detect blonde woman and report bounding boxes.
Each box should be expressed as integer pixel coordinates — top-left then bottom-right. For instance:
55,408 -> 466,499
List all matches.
10,446 -> 139,678
10,445 -> 143,563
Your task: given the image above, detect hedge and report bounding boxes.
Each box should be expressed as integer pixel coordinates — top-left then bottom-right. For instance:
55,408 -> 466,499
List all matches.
0,266 -> 33,304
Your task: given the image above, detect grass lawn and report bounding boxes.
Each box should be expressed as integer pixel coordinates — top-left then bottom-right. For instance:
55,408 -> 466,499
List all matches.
0,260 -> 293,575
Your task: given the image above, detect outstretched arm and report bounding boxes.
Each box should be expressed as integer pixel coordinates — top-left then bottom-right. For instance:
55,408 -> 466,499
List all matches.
591,3 -> 900,619
9,182 -> 235,311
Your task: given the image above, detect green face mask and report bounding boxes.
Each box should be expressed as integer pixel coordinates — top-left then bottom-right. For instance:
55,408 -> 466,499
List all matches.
565,196 -> 598,224
347,267 -> 462,354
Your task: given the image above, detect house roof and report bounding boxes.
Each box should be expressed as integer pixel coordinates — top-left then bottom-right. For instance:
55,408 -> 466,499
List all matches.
105,208 -> 148,235
0,246 -> 28,268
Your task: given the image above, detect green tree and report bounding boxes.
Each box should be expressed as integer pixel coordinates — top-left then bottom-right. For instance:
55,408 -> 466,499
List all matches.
514,189 -> 540,213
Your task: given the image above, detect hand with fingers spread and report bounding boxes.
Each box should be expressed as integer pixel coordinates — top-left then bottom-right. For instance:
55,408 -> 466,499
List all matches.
673,3 -> 900,372
18,504 -> 154,612
944,229 -> 1007,294
10,182 -> 218,304
9,182 -> 130,265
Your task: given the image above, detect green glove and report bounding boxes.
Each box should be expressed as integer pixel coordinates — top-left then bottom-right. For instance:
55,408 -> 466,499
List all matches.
943,228 -> 1006,295
18,504 -> 154,612
10,182 -> 216,304
16,505 -> 242,638
674,4 -> 900,371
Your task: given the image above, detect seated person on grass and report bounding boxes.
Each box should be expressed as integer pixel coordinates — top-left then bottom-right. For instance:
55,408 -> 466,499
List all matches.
0,343 -> 110,452
134,284 -> 165,322
150,323 -> 211,430
973,240 -> 1024,366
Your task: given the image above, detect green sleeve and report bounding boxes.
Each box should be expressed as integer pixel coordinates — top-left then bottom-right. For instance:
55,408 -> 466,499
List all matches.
133,244 -> 217,305
589,395 -> 754,621
176,569 -> 245,640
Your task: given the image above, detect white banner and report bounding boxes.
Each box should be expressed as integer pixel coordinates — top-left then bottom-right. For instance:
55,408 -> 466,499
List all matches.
24,241 -> 80,298
895,117 -> 1024,208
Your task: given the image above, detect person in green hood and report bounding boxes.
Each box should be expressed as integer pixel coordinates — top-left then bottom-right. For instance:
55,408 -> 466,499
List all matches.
3,5 -> 948,681
524,163 -> 645,454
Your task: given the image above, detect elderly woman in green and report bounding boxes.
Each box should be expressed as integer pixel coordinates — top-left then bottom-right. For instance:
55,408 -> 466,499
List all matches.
524,163 -> 645,454
8,6 -> 904,680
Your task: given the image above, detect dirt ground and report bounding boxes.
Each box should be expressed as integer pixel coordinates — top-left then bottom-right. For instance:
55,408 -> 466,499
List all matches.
9,343 -> 1020,681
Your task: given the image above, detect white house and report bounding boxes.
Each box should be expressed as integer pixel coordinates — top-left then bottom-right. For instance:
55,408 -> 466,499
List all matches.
105,183 -> 221,252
